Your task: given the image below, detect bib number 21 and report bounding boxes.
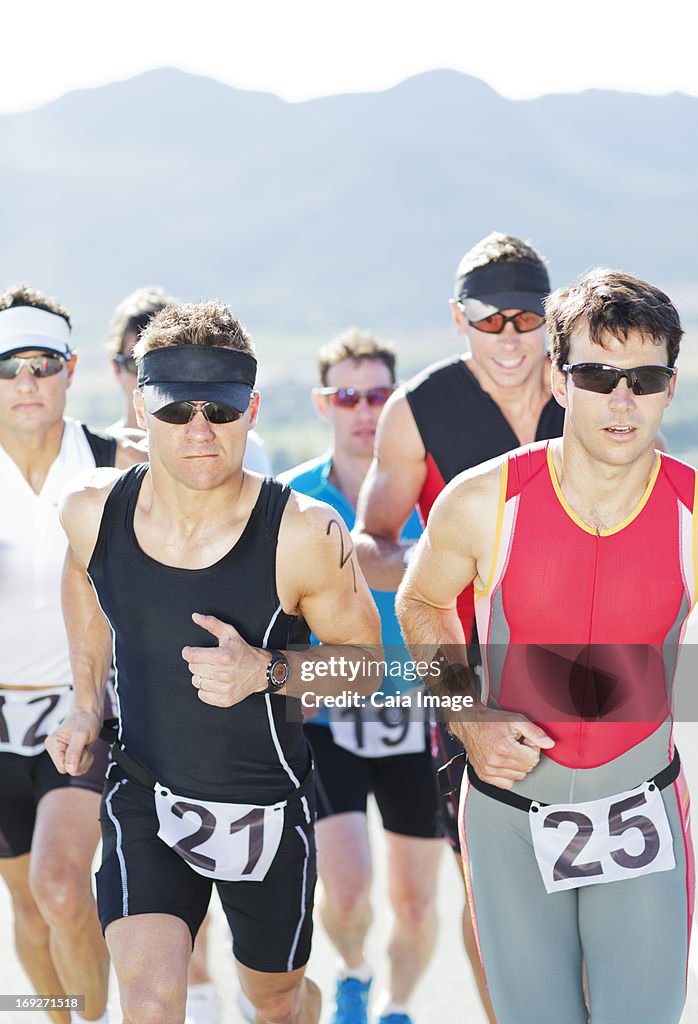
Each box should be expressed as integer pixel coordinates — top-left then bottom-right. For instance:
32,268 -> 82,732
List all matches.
155,786 -> 285,882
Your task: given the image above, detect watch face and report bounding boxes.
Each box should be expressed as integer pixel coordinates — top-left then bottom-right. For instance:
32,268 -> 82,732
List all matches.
271,659 -> 287,684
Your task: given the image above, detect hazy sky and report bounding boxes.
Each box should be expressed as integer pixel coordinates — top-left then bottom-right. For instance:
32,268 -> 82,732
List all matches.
3,0 -> 696,113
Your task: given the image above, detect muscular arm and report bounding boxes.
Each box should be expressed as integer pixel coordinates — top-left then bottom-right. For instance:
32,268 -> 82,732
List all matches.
396,467 -> 495,683
45,469 -> 121,775
277,496 -> 383,696
397,462 -> 554,788
353,391 -> 427,590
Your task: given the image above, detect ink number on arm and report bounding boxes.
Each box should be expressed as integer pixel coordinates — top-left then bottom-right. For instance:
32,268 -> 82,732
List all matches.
326,518 -> 357,593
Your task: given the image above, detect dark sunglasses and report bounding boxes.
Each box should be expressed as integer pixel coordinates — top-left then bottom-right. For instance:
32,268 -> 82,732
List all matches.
0,353 -> 68,379
317,386 -> 395,408
152,400 -> 243,425
114,353 -> 138,374
464,309 -> 545,334
562,363 -> 676,396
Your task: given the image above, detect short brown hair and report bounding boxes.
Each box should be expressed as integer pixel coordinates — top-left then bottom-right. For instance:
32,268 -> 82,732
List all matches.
317,328 -> 396,386
455,232 -> 547,293
0,283 -> 71,327
133,301 -> 255,361
106,286 -> 174,358
546,268 -> 683,369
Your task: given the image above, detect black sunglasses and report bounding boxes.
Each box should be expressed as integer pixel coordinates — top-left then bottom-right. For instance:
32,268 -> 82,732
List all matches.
152,400 -> 243,425
317,386 -> 395,408
463,309 -> 545,334
114,353 -> 138,374
0,353 -> 68,379
562,363 -> 676,396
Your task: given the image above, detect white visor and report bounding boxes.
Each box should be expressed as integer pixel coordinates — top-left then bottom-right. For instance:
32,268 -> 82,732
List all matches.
0,306 -> 72,359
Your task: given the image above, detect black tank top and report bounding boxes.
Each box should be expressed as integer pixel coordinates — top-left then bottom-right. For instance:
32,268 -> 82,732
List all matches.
88,465 -> 311,802
406,355 -> 565,483
406,355 -> 565,655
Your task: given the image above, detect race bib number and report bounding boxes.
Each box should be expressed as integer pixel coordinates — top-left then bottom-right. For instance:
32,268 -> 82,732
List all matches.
529,781 -> 675,894
0,688 -> 72,756
330,704 -> 426,758
154,785 -> 285,882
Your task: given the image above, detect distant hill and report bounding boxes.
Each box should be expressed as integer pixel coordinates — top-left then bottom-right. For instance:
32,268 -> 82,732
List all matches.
0,66 -> 696,347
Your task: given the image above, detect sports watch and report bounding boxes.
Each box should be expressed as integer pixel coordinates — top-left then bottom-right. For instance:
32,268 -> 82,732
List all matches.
265,649 -> 290,693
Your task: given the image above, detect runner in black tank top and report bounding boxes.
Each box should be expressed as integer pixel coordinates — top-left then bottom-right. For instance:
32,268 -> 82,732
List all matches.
90,465 -> 310,802
406,354 -> 564,650
354,233 -> 562,1024
47,311 -> 380,1024
408,353 -> 563,486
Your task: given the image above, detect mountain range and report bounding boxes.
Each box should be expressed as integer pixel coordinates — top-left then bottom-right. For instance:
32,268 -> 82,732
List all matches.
1,67 -> 696,345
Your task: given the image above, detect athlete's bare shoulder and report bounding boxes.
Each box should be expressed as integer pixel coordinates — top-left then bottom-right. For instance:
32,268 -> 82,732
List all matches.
375,386 -> 425,463
427,452 -> 507,566
279,487 -> 352,550
277,488 -> 373,616
60,467 -> 126,566
277,489 -> 379,643
438,450 -> 508,513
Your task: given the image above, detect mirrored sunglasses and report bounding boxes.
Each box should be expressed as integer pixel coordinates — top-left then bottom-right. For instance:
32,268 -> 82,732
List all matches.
152,400 -> 243,425
465,309 -> 545,334
0,353 -> 68,379
317,386 -> 395,408
562,363 -> 676,396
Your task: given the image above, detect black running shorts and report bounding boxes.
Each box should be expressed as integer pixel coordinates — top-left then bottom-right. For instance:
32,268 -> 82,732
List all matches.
97,768 -> 316,974
0,740 -> 110,859
305,723 -> 444,839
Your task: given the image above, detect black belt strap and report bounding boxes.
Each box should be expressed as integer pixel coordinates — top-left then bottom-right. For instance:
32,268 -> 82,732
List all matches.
100,720 -> 156,788
465,749 -> 681,813
99,719 -> 314,803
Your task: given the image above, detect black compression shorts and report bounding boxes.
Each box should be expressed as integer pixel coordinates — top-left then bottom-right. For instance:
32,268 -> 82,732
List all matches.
0,740 -> 110,859
305,723 -> 444,839
97,768 -> 316,974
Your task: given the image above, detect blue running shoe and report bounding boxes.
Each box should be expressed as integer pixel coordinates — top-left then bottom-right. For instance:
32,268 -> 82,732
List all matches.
376,1015 -> 413,1024
331,976 -> 372,1024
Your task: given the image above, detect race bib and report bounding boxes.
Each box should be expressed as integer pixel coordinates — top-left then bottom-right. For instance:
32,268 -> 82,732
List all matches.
0,688 -> 72,756
330,703 -> 426,758
529,781 -> 675,894
154,785 -> 285,882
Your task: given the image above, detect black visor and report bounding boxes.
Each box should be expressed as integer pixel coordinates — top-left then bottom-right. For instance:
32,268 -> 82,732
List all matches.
456,258 -> 550,317
138,345 -> 257,415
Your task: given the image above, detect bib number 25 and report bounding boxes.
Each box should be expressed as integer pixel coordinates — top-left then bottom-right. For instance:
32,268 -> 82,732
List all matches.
529,782 -> 675,894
